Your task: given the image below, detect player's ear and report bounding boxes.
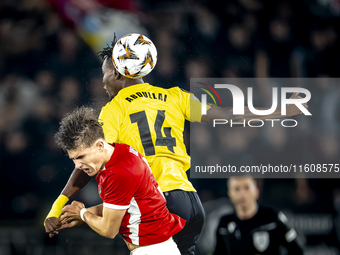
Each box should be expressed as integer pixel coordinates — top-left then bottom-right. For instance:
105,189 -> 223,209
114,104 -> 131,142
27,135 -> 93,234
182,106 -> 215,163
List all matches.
113,67 -> 121,80
96,139 -> 105,153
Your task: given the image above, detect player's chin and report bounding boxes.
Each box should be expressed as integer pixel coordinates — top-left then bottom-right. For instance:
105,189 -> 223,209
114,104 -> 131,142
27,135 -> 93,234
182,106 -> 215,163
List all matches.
105,89 -> 114,100
86,171 -> 95,177
105,90 -> 110,96
82,168 -> 93,176
109,92 -> 117,101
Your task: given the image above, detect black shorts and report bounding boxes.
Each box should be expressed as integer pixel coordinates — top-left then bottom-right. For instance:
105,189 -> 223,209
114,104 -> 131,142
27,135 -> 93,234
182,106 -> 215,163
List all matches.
164,190 -> 205,255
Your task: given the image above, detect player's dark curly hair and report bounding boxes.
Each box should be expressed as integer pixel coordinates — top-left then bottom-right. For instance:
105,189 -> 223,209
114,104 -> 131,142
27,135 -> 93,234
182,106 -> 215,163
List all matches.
97,33 -> 117,61
55,106 -> 104,153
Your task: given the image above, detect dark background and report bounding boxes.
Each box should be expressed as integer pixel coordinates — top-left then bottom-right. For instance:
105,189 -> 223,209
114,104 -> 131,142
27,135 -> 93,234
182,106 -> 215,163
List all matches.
0,0 -> 340,254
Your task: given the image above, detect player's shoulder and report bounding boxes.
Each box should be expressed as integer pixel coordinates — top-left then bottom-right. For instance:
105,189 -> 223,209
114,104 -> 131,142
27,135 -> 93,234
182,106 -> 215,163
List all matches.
113,143 -> 137,160
100,99 -> 120,113
165,87 -> 192,103
168,86 -> 189,94
258,205 -> 282,220
113,144 -> 145,167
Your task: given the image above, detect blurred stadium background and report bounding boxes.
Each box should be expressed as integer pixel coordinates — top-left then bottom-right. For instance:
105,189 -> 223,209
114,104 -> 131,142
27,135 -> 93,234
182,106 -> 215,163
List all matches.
0,0 -> 340,254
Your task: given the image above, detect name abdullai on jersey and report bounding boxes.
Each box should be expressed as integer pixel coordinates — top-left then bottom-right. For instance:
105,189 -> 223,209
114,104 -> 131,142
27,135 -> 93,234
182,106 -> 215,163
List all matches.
125,91 -> 168,102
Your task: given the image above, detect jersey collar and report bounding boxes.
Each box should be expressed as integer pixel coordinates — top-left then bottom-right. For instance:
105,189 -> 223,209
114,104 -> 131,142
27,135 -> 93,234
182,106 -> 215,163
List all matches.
119,83 -> 150,93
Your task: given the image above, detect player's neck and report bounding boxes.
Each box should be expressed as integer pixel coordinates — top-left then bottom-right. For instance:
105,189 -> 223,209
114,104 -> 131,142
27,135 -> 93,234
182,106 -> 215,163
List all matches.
100,144 -> 115,170
235,203 -> 258,220
122,78 -> 145,88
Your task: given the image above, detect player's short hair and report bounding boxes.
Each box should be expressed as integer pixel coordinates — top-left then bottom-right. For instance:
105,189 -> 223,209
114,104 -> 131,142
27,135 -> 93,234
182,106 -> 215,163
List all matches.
97,33 -> 117,65
55,106 -> 104,153
227,175 -> 257,190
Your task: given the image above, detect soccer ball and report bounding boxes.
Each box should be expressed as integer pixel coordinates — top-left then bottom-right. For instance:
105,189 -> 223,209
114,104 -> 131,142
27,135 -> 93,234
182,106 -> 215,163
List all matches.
112,33 -> 158,79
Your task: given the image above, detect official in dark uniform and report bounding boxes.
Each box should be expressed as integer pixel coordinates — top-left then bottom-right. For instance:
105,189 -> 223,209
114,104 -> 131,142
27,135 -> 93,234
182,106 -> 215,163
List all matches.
214,176 -> 303,255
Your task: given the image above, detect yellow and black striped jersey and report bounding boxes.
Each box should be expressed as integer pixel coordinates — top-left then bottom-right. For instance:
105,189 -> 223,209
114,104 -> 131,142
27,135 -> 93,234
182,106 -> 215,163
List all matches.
99,83 -> 204,192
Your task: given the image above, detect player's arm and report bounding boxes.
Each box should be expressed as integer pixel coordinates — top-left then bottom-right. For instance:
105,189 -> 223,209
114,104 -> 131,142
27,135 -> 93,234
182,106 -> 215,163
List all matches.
61,201 -> 125,239
87,203 -> 104,216
201,92 -> 305,123
44,167 -> 93,236
276,211 -> 304,255
57,203 -> 103,231
86,163 -> 138,238
61,167 -> 94,198
60,165 -> 137,238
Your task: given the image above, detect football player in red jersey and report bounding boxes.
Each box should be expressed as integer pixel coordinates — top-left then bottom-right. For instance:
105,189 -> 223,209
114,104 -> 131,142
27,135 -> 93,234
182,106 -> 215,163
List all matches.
55,106 -> 185,255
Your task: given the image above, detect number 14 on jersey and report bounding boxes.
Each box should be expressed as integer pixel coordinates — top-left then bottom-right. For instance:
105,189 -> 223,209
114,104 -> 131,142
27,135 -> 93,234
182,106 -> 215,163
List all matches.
130,110 -> 176,156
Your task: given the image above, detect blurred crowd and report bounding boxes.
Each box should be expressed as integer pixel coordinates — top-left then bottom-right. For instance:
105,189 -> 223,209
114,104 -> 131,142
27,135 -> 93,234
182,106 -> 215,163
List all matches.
0,0 -> 340,253
0,0 -> 108,220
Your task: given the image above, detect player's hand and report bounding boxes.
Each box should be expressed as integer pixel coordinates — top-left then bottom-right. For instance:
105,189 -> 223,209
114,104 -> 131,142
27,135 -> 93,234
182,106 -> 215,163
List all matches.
286,92 -> 308,116
61,201 -> 85,222
57,218 -> 83,230
44,217 -> 61,238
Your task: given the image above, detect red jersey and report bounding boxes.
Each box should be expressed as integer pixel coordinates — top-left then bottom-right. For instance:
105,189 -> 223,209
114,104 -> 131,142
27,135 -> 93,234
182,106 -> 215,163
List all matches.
96,143 -> 185,245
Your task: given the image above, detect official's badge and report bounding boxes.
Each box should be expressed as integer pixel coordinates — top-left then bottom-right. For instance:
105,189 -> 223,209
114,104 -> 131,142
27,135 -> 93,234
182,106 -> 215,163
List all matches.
227,222 -> 236,233
253,231 -> 269,252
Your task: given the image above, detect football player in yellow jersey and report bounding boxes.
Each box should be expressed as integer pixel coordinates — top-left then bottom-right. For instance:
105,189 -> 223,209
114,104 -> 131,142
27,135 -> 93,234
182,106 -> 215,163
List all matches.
44,34 -> 305,255
99,84 -> 195,193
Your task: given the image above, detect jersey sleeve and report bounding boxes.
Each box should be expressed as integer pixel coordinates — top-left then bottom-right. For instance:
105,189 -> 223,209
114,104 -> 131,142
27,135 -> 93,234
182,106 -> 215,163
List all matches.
176,87 -> 211,122
102,167 -> 138,210
276,211 -> 304,254
98,101 -> 122,144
